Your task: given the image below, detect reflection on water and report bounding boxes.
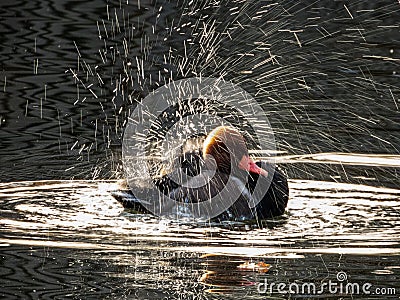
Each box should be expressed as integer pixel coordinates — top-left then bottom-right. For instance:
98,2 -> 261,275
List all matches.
0,157 -> 399,298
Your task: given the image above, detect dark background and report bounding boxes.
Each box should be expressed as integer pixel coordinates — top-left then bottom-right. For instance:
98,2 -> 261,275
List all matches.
0,0 -> 399,183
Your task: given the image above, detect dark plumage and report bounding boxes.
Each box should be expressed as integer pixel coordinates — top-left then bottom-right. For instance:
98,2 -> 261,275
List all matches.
111,126 -> 289,222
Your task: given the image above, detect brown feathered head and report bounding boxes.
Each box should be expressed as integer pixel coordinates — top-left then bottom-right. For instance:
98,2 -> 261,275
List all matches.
202,126 -> 248,174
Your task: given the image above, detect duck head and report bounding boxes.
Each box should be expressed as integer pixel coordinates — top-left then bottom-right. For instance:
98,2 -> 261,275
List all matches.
203,125 -> 268,177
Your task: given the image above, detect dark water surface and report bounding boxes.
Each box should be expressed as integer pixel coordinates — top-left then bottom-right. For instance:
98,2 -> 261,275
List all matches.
1,0 -> 400,299
0,179 -> 399,299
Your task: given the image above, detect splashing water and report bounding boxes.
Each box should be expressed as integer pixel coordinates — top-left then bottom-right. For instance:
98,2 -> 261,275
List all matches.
66,0 -> 399,185
1,0 -> 400,298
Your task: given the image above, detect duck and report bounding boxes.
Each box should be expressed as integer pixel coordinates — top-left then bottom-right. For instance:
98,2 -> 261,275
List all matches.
111,126 -> 289,222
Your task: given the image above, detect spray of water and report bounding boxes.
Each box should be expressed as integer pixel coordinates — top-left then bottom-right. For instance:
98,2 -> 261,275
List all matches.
66,0 -> 399,186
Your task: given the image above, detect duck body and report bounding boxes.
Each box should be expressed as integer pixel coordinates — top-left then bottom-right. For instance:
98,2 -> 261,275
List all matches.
111,152 -> 289,221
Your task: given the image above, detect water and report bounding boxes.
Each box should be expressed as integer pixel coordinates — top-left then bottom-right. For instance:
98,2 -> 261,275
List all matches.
1,178 -> 399,298
1,0 -> 400,299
